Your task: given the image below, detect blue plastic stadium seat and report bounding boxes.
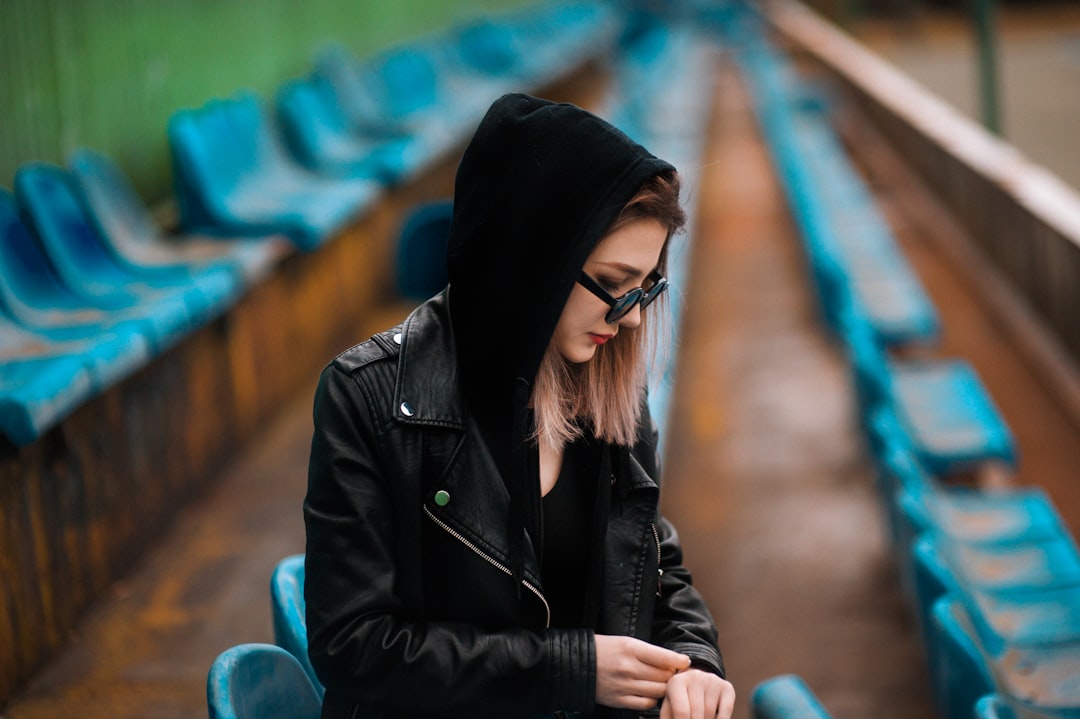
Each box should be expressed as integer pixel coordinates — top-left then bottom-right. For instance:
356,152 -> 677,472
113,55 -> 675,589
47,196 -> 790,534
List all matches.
730,8 -> 939,348
275,75 -> 422,185
0,352 -> 93,446
842,298 -> 1016,478
929,596 -> 996,719
0,188 -> 155,355
751,675 -> 833,719
168,92 -> 380,250
396,200 -> 452,301
270,554 -> 323,699
13,163 -> 231,353
207,643 -> 321,719
915,537 -> 1080,713
313,44 -> 451,137
69,148 -> 291,288
0,304 -> 157,444
453,18 -> 524,77
974,695 -> 1019,719
928,590 -> 1080,717
869,420 -> 1062,554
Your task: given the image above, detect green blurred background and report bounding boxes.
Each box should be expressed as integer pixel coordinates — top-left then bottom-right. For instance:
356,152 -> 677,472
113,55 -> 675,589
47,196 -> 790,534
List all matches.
0,0 -> 530,201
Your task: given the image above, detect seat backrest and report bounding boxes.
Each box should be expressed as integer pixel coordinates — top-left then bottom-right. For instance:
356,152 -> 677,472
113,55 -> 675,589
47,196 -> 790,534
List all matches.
396,200 -> 452,301
14,162 -> 130,296
0,189 -> 88,324
276,77 -> 348,169
270,554 -> 324,699
168,100 -> 250,226
314,44 -> 385,132
69,149 -> 161,250
930,597 -> 995,719
751,674 -> 832,719
371,46 -> 441,119
207,643 -> 321,719
454,18 -> 520,76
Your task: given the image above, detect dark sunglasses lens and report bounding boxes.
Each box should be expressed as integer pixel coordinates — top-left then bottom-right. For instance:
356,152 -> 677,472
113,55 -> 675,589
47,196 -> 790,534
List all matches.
606,289 -> 644,323
640,279 -> 668,309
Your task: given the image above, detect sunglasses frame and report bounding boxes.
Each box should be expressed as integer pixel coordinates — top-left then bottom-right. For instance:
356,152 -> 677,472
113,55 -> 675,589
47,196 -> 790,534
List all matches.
577,270 -> 668,324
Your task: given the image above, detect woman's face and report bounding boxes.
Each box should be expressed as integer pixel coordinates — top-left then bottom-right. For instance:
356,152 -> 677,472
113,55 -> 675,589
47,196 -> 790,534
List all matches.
551,218 -> 667,364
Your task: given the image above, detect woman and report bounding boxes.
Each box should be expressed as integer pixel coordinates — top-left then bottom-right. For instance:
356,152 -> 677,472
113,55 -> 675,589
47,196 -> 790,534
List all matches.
305,93 -> 734,719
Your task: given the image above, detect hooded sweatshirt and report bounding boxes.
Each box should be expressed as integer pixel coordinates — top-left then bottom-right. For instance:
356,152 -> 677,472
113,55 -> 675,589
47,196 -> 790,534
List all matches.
445,93 -> 675,588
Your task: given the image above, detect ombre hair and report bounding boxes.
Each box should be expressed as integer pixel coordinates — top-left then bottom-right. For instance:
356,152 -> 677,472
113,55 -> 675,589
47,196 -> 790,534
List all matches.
532,171 -> 686,449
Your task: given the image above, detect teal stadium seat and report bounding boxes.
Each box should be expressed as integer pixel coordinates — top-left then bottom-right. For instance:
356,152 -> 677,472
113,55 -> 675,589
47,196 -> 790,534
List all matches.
929,596 -> 995,719
916,543 -> 1080,717
14,163 -> 227,352
313,44 -> 453,140
0,189 -> 153,381
840,287 -> 1016,477
0,346 -> 93,446
69,149 -> 290,287
453,17 -> 525,78
396,200 -> 452,301
871,419 -> 1063,553
730,7 -> 940,348
207,643 -> 321,719
751,675 -> 833,719
975,695 -> 1018,719
275,75 -> 421,185
270,554 -> 323,699
168,92 -> 380,250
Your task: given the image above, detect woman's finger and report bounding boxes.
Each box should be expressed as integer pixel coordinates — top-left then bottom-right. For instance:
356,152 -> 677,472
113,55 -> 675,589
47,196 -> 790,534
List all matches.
717,680 -> 736,719
664,677 -> 691,719
634,641 -> 691,671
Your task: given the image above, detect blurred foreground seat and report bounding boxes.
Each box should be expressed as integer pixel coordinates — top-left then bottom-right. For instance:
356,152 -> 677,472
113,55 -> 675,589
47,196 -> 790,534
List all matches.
207,643 -> 321,719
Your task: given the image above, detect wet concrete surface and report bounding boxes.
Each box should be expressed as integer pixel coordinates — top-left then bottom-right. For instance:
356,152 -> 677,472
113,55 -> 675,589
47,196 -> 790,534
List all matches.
662,60 -> 933,718
8,47 -> 1080,719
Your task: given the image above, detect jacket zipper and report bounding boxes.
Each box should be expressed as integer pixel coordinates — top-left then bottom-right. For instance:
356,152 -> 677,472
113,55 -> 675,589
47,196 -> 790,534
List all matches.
423,504 -> 551,627
652,523 -> 663,598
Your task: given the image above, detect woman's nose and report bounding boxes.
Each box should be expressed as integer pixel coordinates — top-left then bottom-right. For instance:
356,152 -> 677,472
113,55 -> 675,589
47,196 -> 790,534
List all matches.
618,303 -> 643,329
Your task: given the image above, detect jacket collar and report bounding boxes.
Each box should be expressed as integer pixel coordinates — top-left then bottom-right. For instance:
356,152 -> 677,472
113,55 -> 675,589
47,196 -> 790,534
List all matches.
393,290 -> 467,429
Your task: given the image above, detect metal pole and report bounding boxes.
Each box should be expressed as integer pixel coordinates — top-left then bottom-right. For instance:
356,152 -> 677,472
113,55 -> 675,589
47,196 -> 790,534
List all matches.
972,0 -> 1003,134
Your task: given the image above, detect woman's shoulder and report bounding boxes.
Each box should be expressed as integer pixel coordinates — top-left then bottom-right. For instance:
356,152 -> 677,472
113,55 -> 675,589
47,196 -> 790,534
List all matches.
329,326 -> 403,377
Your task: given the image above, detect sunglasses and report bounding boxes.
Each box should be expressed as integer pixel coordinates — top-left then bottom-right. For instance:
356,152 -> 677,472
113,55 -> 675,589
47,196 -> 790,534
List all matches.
577,270 -> 669,324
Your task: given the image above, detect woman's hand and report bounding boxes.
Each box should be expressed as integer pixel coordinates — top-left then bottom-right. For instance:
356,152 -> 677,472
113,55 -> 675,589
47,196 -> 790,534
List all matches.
660,668 -> 736,719
594,635 -> 691,711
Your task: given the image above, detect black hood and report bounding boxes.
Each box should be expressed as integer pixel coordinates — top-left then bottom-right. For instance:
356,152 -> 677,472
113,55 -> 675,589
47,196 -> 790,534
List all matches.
448,93 -> 674,407
445,93 -> 674,590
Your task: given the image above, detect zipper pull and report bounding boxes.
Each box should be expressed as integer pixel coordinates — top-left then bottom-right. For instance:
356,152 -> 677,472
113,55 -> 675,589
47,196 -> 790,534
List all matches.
652,523 -> 663,598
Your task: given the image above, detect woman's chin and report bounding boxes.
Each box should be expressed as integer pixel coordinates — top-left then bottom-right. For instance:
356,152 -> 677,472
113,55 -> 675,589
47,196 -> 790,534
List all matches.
560,344 -> 598,364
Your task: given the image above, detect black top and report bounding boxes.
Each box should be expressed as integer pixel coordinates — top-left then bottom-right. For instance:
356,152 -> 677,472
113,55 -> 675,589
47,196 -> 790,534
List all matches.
540,439 -> 600,628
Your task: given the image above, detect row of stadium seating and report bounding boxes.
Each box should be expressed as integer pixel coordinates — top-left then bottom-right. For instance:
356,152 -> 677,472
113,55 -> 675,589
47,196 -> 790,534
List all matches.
724,3 -> 1080,718
0,1 -> 612,447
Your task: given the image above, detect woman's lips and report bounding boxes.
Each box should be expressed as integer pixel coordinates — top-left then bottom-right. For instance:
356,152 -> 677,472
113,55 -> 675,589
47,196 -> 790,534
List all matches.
589,333 -> 614,345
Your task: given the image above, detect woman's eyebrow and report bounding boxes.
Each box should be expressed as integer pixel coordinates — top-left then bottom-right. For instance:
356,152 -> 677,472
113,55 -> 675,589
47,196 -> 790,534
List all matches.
594,261 -> 647,278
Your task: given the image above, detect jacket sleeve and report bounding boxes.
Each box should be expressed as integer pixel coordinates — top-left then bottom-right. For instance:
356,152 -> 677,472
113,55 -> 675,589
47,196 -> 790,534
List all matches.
304,363 -> 596,717
635,400 -> 726,679
652,516 -> 726,678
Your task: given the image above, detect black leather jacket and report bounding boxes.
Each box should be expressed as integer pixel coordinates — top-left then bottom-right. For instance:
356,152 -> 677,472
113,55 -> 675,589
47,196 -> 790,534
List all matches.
305,294 -> 724,719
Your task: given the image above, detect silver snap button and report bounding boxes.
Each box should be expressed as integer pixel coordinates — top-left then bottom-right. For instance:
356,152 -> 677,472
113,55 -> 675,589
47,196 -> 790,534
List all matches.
400,402 -> 414,417
393,332 -> 402,345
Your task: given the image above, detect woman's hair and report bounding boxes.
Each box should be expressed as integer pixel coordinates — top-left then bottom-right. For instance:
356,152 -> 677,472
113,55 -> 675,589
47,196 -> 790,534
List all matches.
533,170 -> 686,449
